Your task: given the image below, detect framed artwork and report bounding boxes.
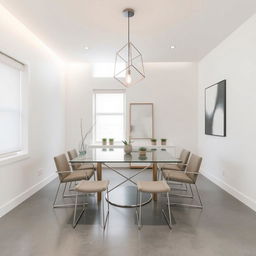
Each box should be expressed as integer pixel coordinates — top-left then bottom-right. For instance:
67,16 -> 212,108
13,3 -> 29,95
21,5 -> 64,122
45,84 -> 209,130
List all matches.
129,103 -> 154,139
205,80 -> 226,137
129,103 -> 154,168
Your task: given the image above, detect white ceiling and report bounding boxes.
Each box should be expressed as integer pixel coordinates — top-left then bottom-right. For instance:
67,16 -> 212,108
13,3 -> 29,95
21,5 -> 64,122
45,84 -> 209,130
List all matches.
1,0 -> 256,62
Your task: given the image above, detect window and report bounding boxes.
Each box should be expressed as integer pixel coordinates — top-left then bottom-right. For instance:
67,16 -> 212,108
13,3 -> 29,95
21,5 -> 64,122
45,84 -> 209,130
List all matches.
0,53 -> 26,156
93,90 -> 125,143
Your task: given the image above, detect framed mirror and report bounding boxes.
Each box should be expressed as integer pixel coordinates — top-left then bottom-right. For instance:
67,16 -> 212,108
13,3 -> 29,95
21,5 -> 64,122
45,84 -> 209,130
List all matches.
129,103 -> 154,139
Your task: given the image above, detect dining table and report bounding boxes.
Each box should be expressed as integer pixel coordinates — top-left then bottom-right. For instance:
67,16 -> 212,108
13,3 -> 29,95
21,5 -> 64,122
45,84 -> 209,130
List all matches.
70,147 -> 181,208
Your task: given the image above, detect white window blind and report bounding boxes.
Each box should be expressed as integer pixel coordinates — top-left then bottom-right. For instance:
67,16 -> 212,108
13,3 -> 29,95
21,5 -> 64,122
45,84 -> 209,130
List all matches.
0,53 -> 25,155
93,90 -> 125,143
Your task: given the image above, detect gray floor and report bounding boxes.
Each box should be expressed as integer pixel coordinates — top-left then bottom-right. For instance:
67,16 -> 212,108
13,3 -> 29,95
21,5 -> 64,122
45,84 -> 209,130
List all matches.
0,169 -> 256,256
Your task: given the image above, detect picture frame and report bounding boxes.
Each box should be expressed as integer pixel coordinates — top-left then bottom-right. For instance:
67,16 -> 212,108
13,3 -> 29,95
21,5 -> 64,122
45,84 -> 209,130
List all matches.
205,80 -> 226,137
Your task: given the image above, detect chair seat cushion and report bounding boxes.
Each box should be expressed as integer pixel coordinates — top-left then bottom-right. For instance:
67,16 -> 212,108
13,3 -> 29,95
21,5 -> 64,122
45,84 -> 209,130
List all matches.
74,163 -> 94,170
162,164 -> 182,171
163,169 -> 193,184
137,181 -> 170,193
75,180 -> 109,193
63,169 -> 94,182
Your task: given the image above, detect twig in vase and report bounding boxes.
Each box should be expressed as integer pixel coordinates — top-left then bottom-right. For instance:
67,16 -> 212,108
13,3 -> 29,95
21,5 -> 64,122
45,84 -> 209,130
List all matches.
80,119 -> 95,151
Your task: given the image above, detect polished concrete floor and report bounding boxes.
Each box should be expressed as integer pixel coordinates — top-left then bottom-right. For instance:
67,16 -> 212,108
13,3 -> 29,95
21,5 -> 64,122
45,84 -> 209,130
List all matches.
0,169 -> 256,256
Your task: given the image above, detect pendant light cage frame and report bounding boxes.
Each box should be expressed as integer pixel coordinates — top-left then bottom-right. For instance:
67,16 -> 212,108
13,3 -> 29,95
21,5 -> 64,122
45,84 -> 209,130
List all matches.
114,8 -> 145,87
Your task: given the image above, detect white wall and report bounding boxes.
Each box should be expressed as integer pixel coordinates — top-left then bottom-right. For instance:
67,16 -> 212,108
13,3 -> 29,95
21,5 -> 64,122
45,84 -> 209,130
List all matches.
66,62 -> 198,153
0,5 -> 66,216
198,14 -> 256,211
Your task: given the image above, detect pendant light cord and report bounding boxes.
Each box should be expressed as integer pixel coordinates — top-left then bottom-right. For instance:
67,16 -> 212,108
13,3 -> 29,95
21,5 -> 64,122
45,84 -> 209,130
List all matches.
128,14 -> 130,43
128,14 -> 131,67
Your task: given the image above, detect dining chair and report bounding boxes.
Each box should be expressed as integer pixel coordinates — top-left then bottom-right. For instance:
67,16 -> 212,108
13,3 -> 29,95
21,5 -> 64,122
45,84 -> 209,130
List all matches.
67,149 -> 95,171
160,149 -> 190,191
136,180 -> 173,230
67,149 -> 96,191
73,180 -> 110,230
162,149 -> 190,171
162,154 -> 203,208
53,154 -> 95,208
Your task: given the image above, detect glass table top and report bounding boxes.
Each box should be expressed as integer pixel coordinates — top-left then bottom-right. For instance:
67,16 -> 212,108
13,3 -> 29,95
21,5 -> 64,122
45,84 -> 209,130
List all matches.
70,148 -> 181,163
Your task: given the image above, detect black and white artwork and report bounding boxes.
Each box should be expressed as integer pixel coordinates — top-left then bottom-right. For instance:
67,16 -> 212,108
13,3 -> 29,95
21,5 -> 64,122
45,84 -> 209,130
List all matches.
205,80 -> 226,137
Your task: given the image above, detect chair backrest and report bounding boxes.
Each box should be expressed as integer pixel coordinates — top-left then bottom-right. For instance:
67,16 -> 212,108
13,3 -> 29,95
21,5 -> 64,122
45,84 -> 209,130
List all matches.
185,154 -> 202,183
67,149 -> 81,170
54,154 -> 71,181
177,149 -> 190,169
67,149 -> 78,160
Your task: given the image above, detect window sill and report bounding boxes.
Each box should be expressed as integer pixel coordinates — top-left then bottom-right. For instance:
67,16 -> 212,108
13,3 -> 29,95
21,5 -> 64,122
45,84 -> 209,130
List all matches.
0,151 -> 29,166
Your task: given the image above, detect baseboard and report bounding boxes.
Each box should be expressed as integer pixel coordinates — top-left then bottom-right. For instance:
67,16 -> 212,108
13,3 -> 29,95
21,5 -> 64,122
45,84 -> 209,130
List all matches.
201,170 -> 256,212
0,173 -> 57,217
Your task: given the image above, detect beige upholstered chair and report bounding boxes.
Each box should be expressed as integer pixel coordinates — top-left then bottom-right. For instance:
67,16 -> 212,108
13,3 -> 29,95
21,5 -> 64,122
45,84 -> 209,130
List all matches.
162,154 -> 203,208
67,149 -> 95,171
162,149 -> 190,171
136,181 -> 173,230
73,180 -> 110,229
53,154 -> 94,208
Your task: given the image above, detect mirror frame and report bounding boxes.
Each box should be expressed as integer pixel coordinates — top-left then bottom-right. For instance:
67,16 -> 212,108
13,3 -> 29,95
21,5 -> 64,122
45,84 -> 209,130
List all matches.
129,103 -> 154,140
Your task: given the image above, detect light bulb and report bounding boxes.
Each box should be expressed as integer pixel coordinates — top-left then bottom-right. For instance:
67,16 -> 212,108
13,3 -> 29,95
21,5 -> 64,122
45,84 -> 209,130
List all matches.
125,70 -> 132,85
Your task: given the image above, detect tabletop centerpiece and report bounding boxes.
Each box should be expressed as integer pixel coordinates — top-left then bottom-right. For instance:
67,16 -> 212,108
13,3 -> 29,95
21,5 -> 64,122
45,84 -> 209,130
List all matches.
102,138 -> 107,145
161,138 -> 167,145
109,138 -> 114,145
122,140 -> 132,154
151,138 -> 157,146
79,119 -> 94,155
139,147 -> 147,157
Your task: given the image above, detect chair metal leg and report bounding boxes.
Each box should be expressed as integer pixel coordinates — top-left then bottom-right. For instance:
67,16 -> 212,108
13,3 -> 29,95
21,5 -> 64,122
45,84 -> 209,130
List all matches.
167,192 -> 172,225
162,192 -> 172,230
159,168 -> 162,179
73,192 -> 86,228
158,168 -> 163,180
63,180 -> 85,198
73,188 -> 110,230
135,189 -> 139,227
102,190 -> 105,227
73,192 -> 78,227
170,184 -> 203,209
134,191 -> 142,229
107,188 -> 110,213
69,182 -> 72,191
190,184 -> 194,198
53,182 -> 61,208
102,188 -> 110,230
138,192 -> 142,229
195,184 -> 203,208
62,183 -> 67,198
53,182 -> 87,208
170,182 -> 193,198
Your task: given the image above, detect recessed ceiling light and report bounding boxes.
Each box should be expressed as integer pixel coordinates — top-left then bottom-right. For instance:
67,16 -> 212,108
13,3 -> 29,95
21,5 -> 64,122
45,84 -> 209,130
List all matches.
170,45 -> 175,49
84,46 -> 89,50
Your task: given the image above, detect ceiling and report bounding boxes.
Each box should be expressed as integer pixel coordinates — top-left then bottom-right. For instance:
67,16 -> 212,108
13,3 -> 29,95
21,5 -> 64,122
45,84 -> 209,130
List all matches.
1,0 -> 256,62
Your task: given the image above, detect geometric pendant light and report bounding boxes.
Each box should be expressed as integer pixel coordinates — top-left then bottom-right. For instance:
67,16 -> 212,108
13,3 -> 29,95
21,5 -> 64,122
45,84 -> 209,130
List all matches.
114,8 -> 145,87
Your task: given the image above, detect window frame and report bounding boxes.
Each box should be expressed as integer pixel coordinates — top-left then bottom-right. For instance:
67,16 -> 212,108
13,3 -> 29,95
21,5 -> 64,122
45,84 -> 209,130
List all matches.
92,89 -> 126,144
0,52 -> 28,164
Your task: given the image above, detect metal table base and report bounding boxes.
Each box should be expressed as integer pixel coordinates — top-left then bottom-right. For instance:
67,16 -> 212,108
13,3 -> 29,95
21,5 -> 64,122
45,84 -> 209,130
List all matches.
105,185 -> 152,208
